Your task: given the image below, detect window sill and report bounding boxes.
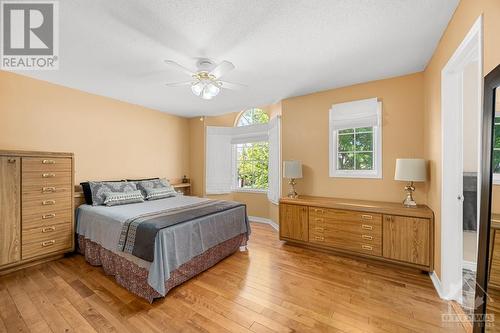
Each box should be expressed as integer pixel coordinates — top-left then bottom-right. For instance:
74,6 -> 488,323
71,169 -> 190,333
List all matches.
329,171 -> 382,179
232,188 -> 268,194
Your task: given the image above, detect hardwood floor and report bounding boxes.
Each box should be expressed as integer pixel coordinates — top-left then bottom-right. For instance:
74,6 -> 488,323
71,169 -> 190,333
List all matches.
0,223 -> 465,332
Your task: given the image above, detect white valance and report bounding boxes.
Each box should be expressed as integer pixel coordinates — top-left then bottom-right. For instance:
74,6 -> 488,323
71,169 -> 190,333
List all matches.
329,97 -> 380,130
230,123 -> 269,144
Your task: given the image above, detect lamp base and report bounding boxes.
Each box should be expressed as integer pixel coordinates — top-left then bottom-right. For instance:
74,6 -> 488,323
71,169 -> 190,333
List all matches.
402,181 -> 417,208
287,178 -> 298,199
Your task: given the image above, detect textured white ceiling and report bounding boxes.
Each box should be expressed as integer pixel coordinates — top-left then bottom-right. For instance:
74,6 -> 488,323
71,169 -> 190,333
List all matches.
17,0 -> 459,117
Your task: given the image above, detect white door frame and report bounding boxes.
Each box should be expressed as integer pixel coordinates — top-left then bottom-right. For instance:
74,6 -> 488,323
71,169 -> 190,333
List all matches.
439,15 -> 483,301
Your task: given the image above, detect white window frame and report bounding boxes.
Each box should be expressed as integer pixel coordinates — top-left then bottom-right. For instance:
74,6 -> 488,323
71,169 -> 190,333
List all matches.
329,102 -> 382,179
494,113 -> 500,184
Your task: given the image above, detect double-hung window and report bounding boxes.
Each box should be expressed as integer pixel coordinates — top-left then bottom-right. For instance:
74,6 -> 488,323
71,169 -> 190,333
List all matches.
329,98 -> 382,178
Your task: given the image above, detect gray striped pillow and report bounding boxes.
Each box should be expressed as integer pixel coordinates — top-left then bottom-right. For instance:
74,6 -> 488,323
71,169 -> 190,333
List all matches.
104,190 -> 144,206
144,187 -> 177,200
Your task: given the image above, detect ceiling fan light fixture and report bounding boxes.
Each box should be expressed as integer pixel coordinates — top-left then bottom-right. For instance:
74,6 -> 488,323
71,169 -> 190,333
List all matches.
191,81 -> 204,96
201,82 -> 220,99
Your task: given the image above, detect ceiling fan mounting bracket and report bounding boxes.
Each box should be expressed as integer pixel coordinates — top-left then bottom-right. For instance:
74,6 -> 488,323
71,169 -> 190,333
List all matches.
196,58 -> 215,71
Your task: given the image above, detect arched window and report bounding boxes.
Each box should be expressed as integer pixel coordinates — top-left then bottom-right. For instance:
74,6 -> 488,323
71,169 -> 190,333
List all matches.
236,108 -> 269,127
234,108 -> 269,191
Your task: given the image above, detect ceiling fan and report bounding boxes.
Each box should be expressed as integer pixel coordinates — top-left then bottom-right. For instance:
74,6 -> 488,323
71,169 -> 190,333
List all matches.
164,58 -> 245,100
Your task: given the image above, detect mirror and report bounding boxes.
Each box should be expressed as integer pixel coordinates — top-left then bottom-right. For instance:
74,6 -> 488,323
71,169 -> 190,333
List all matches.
475,65 -> 500,332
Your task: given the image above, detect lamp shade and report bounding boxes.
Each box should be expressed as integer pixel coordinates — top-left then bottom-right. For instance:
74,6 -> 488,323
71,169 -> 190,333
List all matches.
394,159 -> 427,182
283,160 -> 303,179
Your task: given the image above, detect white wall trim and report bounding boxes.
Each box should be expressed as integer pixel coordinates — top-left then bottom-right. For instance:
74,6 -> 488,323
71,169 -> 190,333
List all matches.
429,272 -> 446,299
249,216 -> 279,231
440,14 -> 483,302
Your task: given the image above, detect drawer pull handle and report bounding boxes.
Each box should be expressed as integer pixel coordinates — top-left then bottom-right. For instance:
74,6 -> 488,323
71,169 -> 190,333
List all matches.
42,200 -> 56,205
42,240 -> 55,247
314,227 -> 324,231
362,235 -> 373,240
315,218 -> 323,222
314,209 -> 324,214
362,245 -> 373,251
42,213 -> 56,219
7,158 -> 16,163
361,214 -> 373,220
42,186 -> 56,193
42,173 -> 56,178
42,226 -> 56,233
42,159 -> 55,164
314,236 -> 324,241
361,224 -> 373,230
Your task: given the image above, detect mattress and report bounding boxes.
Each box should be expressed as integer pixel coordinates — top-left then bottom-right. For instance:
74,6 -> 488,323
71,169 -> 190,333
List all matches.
76,195 -> 249,295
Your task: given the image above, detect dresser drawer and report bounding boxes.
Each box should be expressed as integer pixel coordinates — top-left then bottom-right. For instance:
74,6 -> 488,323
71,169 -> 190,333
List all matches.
22,209 -> 72,230
22,195 -> 71,215
309,207 -> 381,223
310,231 -> 382,257
22,171 -> 72,187
22,184 -> 72,198
22,223 -> 72,260
22,157 -> 72,172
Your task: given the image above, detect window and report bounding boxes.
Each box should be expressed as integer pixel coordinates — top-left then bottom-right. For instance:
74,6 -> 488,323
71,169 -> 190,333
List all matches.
235,142 -> 269,190
234,109 -> 269,191
494,115 -> 500,184
337,127 -> 374,170
329,98 -> 382,178
236,108 -> 269,127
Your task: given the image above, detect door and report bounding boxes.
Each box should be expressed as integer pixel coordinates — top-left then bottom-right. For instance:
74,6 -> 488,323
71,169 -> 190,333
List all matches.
0,156 -> 21,266
279,204 -> 308,241
383,215 -> 430,267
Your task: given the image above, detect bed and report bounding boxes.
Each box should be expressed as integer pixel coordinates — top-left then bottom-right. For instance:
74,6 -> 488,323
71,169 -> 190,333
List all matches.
76,194 -> 250,302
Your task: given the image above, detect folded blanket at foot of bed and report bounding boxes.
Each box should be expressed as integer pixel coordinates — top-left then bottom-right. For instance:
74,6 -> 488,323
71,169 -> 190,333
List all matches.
118,200 -> 250,262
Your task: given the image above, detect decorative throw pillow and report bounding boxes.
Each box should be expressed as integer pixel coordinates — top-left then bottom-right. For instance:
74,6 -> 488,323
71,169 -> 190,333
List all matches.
135,178 -> 173,196
144,187 -> 177,200
80,180 -> 122,205
89,181 -> 138,206
103,190 -> 144,206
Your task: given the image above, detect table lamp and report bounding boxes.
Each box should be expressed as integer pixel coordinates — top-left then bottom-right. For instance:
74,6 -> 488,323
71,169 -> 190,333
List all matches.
394,158 -> 427,207
283,160 -> 302,199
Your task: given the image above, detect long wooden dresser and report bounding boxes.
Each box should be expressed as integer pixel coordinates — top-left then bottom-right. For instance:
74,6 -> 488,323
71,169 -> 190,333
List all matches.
0,150 -> 74,274
279,196 -> 434,271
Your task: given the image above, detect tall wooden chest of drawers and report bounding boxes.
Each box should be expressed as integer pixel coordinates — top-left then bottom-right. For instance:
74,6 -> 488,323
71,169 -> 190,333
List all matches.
279,196 -> 434,272
0,150 -> 74,273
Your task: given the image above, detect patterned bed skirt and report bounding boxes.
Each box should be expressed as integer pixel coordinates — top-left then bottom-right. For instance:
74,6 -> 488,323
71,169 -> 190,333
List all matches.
77,234 -> 247,303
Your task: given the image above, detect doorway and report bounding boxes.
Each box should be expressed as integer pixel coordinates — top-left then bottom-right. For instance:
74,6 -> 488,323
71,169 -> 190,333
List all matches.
440,15 -> 483,307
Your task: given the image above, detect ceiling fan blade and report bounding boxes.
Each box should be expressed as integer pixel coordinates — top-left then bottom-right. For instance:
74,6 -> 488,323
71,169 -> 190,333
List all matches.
210,61 -> 235,79
164,60 -> 195,76
165,81 -> 193,87
219,81 -> 246,90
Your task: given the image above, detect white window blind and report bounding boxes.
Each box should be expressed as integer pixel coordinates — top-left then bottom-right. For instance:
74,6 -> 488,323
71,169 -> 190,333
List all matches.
329,97 -> 380,130
206,126 -> 233,194
267,116 -> 281,204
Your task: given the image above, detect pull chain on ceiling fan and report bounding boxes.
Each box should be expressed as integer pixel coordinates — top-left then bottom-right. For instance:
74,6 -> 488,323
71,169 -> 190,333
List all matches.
164,59 -> 245,100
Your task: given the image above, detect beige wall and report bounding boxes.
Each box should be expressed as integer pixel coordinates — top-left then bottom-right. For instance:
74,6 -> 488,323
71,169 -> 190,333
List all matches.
423,0 -> 500,278
0,71 -> 190,183
281,72 -> 426,203
188,105 -> 281,222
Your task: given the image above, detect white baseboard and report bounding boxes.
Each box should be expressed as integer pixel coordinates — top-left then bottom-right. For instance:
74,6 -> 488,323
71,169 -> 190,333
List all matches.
249,216 -> 279,231
429,271 -> 446,299
463,260 -> 477,272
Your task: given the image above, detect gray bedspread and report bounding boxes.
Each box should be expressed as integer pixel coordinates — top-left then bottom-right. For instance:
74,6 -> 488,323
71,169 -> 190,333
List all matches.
118,200 -> 249,262
76,196 -> 250,295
